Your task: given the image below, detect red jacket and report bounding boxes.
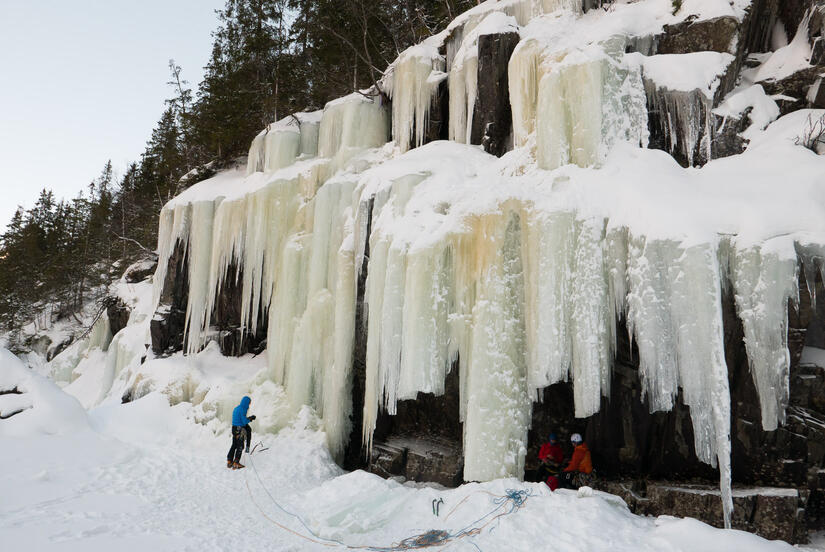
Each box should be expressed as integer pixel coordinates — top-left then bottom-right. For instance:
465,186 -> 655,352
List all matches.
538,443 -> 563,464
564,443 -> 593,474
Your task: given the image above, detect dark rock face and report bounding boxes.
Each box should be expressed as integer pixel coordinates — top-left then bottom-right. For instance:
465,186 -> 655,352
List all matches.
107,298 -> 131,337
471,32 -> 520,157
425,77 -> 449,145
656,16 -> 740,55
370,437 -> 463,487
150,242 -> 267,357
644,82 -> 715,167
759,66 -> 825,116
343,197 -> 374,471
711,109 -> 751,159
368,361 -> 464,486
210,263 -> 267,356
742,0 -> 780,54
150,240 -> 188,356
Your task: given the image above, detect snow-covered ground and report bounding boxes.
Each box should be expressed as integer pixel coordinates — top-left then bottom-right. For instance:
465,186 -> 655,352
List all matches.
0,348 -> 815,551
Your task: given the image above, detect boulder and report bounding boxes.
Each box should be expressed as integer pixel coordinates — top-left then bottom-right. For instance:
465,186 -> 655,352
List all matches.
711,109 -> 751,159
123,256 -> 158,283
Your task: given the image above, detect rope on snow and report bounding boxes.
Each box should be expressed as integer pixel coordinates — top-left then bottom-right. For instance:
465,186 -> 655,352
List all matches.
242,451 -> 534,551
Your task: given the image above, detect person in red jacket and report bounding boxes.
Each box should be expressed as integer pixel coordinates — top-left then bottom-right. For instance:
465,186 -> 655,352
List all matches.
538,433 -> 564,490
560,433 -> 594,489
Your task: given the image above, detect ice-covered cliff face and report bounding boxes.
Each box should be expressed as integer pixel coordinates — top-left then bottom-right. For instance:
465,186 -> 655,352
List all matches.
148,0 -> 825,529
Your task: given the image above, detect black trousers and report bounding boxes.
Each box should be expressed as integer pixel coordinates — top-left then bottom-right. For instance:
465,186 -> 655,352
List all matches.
227,424 -> 251,462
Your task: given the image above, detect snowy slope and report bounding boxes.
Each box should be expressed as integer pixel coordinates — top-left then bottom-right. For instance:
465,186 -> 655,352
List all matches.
0,384 -> 805,552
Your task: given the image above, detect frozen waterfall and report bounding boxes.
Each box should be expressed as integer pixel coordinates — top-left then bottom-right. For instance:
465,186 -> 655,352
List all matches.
147,0 -> 825,531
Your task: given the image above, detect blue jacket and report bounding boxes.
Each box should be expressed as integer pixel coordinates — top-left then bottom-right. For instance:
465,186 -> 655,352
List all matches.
232,396 -> 251,427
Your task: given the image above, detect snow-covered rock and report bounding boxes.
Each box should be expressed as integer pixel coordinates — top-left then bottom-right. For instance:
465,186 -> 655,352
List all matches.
0,347 -> 89,435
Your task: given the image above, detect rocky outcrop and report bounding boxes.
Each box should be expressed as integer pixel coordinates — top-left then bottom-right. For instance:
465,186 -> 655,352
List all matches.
106,298 -> 131,337
597,481 -> 806,543
150,244 -> 266,357
150,241 -> 188,356
426,77 -> 449,145
124,256 -> 158,283
759,66 -> 825,116
656,16 -> 740,55
710,109 -> 751,159
46,336 -> 74,361
370,437 -> 464,487
210,263 -> 267,356
471,31 -> 520,157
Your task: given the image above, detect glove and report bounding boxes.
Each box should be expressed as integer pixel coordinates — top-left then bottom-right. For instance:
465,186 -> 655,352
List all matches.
248,415 -> 256,421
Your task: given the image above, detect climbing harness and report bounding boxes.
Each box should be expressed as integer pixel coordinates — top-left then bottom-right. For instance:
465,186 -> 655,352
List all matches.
243,452 -> 533,551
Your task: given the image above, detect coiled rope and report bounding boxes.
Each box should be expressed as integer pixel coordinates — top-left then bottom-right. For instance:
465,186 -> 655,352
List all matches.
243,452 -> 533,551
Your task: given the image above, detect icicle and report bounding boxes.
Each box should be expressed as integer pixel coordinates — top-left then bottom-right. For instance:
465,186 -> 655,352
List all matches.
268,233 -> 311,384
463,212 -> 531,481
626,236 -> 681,412
246,130 -> 267,175
536,56 -> 604,170
322,228 -> 357,462
184,200 -> 216,354
522,209 -> 574,394
296,110 -> 322,157
448,52 -> 478,144
152,203 -> 192,311
569,218 -> 612,417
286,289 -> 334,412
386,44 -> 445,152
795,242 -> 825,311
508,38 -> 545,147
669,242 -> 732,528
732,239 -> 799,431
362,233 -> 389,452
604,226 -> 629,354
263,120 -> 301,172
318,93 -> 390,172
398,244 -> 453,400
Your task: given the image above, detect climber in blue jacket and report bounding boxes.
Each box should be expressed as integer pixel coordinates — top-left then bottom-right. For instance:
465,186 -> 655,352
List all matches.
227,396 -> 255,469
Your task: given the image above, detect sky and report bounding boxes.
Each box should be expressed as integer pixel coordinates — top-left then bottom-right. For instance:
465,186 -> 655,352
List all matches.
0,0 -> 226,231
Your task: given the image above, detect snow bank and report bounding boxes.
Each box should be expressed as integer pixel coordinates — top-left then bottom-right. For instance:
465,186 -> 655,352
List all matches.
0,347 -> 89,435
119,342 -> 292,436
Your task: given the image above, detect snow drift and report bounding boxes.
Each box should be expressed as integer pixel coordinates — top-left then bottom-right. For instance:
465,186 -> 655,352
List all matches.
0,347 -> 89,435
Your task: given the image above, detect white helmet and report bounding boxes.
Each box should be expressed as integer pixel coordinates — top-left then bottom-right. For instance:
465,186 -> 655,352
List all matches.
571,433 -> 583,444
